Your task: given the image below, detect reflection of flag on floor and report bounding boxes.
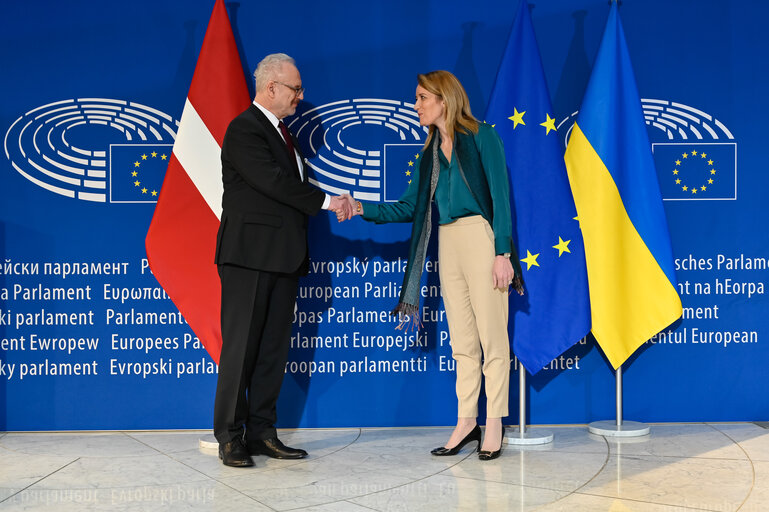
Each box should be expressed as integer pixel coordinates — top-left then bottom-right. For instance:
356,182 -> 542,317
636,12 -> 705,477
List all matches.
652,143 -> 737,200
110,145 -> 171,203
486,0 -> 590,374
145,0 -> 250,363
564,2 -> 682,369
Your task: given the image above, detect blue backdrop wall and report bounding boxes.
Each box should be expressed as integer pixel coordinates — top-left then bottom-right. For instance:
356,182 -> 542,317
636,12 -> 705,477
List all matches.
1,0 -> 767,430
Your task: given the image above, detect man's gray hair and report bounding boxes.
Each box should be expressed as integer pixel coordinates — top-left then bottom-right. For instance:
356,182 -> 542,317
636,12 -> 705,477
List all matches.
253,53 -> 296,92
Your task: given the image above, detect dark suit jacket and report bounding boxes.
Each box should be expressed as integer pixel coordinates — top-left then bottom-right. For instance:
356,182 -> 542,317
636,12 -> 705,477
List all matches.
215,104 -> 326,275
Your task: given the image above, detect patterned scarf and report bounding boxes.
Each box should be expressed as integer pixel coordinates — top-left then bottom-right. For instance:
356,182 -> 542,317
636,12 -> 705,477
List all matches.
392,136 -> 441,329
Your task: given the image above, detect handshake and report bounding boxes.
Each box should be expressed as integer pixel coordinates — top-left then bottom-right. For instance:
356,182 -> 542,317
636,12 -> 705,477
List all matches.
328,193 -> 361,223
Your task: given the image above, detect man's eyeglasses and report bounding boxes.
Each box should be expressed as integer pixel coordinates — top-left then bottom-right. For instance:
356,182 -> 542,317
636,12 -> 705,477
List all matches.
274,81 -> 304,96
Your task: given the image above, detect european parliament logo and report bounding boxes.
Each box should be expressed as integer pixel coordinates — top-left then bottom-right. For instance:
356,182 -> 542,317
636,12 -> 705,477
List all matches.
652,143 -> 736,201
559,98 -> 737,201
4,98 -> 179,203
109,145 -> 172,203
289,98 -> 427,202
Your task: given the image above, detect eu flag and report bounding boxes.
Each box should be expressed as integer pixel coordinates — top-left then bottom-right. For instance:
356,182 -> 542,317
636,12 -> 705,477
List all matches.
652,143 -> 737,201
110,144 -> 172,203
564,2 -> 682,368
383,144 -> 423,202
486,0 -> 590,374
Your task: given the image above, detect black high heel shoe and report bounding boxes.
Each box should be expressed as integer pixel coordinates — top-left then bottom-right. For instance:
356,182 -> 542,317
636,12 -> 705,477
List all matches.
478,426 -> 505,461
431,424 -> 482,456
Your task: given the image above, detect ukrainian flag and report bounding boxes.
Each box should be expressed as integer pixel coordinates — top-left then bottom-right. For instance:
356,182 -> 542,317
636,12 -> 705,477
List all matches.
564,2 -> 682,369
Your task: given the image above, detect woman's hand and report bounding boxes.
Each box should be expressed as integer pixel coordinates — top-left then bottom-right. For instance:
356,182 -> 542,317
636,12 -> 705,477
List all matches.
492,255 -> 514,290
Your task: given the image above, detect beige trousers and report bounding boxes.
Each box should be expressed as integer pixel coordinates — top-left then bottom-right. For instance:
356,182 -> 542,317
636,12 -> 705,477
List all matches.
438,216 -> 510,418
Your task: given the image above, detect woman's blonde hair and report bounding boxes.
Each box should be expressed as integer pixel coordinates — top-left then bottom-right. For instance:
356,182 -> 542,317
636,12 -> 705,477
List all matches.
417,70 -> 479,147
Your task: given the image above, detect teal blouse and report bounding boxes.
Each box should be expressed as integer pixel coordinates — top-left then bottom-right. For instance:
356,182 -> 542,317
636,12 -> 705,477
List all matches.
361,123 -> 512,255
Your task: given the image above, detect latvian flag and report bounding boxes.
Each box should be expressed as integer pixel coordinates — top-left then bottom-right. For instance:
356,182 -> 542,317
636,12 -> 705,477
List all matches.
145,0 -> 250,363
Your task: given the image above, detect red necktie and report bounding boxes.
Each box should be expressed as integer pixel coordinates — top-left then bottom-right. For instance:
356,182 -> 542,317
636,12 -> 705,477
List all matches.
278,121 -> 300,176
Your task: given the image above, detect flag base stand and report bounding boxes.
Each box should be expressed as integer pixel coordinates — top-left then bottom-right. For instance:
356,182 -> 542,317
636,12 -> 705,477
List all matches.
587,365 -> 650,438
587,420 -> 649,437
199,434 -> 218,450
505,363 -> 554,445
505,427 -> 554,445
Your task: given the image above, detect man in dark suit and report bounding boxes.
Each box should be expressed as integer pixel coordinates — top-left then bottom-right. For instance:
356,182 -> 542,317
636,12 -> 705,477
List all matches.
213,53 -> 350,467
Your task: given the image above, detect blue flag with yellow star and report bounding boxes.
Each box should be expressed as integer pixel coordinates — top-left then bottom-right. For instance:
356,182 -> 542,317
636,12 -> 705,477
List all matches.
652,143 -> 736,200
109,144 -> 172,203
486,0 -> 590,374
383,144 -> 423,202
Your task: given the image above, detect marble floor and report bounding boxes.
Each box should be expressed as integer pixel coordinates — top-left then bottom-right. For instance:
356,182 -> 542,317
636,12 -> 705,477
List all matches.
1,423 -> 768,511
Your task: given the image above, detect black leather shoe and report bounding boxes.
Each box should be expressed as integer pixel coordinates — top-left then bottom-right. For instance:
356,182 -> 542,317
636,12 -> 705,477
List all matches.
479,426 -> 505,461
250,437 -> 308,459
431,424 -> 482,456
219,438 -> 254,467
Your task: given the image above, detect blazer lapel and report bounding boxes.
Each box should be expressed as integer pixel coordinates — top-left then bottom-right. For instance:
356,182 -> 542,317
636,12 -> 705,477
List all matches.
249,105 -> 302,181
289,132 -> 309,183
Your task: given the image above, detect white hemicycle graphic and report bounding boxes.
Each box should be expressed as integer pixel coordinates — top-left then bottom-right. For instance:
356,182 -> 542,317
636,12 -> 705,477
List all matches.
557,98 -> 735,148
289,98 -> 427,201
557,99 -> 737,202
4,98 -> 179,202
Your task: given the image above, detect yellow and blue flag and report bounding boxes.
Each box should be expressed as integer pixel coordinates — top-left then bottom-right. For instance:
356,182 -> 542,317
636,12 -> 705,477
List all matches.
564,2 -> 682,369
486,0 -> 590,374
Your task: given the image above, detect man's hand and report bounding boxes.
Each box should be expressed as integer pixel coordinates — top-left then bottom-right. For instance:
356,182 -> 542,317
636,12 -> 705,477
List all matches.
329,195 -> 353,221
333,194 -> 360,222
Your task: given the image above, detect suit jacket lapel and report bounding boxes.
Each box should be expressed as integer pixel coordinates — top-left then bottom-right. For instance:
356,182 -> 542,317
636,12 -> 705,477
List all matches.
249,105 -> 303,181
289,132 -> 308,183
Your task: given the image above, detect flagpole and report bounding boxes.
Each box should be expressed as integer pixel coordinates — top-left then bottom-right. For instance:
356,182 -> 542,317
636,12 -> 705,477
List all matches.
505,360 -> 553,445
587,364 -> 650,437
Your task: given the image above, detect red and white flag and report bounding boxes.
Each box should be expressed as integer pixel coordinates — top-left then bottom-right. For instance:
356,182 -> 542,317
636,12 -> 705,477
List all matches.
145,0 -> 250,363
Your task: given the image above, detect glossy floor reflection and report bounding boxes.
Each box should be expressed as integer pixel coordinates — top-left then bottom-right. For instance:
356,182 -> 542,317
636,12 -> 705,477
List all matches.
1,423 -> 768,511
